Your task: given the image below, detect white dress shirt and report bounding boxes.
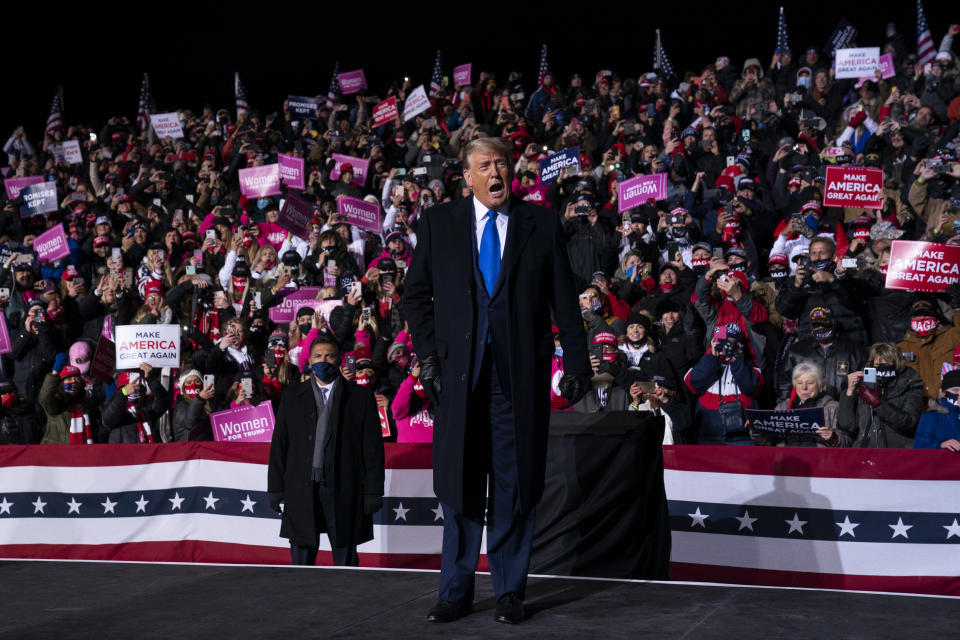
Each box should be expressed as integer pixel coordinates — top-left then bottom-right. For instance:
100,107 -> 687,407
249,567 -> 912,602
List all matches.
473,195 -> 509,259
314,376 -> 337,405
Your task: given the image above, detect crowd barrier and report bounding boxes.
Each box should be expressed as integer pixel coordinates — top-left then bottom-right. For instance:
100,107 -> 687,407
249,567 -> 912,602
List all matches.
0,434 -> 957,596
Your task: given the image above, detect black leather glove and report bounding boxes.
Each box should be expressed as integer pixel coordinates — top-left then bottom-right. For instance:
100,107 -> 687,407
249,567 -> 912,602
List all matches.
558,373 -> 590,406
268,492 -> 283,513
419,354 -> 442,407
363,494 -> 383,516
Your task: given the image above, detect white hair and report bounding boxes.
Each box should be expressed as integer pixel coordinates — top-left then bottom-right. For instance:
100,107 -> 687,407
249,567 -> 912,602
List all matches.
792,360 -> 824,390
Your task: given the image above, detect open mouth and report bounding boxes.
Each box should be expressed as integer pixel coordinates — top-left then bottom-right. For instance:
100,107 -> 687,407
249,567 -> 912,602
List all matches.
489,182 -> 504,196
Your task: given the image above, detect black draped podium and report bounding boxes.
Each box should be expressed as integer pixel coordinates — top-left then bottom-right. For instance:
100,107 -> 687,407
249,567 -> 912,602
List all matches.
531,411 -> 671,580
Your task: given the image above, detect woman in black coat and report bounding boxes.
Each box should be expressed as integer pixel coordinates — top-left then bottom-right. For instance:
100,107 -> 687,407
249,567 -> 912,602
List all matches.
837,342 -> 924,447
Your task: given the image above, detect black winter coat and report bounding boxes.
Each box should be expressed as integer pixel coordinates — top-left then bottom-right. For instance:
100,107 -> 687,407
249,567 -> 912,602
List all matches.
267,377 -> 384,548
836,368 -> 924,448
404,197 -> 589,515
774,276 -> 868,345
172,397 -> 212,441
102,370 -> 171,443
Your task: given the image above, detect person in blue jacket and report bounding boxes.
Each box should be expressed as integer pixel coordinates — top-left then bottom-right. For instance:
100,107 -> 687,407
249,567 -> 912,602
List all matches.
914,369 -> 960,451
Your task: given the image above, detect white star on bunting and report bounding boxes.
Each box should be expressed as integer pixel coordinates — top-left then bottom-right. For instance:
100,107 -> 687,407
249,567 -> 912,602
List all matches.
393,502 -> 410,521
889,517 -> 913,539
785,513 -> 807,535
736,510 -> 757,532
944,518 -> 960,540
688,507 -> 708,528
134,495 -> 149,513
431,503 -> 444,522
101,497 -> 117,514
0,497 -> 12,515
203,491 -> 219,510
32,496 -> 47,514
241,495 -> 257,513
169,493 -> 184,511
66,497 -> 82,514
836,515 -> 859,538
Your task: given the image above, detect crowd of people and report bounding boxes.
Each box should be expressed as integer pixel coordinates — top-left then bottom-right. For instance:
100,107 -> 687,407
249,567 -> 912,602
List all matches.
3,22 -> 960,452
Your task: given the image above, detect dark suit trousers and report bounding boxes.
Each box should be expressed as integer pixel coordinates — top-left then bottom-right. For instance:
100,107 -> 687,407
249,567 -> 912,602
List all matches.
438,350 -> 536,602
289,484 -> 359,567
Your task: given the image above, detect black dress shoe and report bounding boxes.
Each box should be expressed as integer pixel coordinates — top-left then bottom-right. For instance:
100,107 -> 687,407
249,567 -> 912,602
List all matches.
426,599 -> 472,623
494,593 -> 525,624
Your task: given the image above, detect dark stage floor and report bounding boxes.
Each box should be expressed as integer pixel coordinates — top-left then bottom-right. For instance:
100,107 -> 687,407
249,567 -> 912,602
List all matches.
1,561 -> 957,639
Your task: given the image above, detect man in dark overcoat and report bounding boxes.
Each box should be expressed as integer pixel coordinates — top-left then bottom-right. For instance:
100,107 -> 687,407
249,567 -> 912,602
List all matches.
404,137 -> 589,624
268,334 -> 384,565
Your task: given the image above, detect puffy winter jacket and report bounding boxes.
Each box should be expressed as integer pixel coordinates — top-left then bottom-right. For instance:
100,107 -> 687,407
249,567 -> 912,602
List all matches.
913,399 -> 960,449
685,352 -> 764,445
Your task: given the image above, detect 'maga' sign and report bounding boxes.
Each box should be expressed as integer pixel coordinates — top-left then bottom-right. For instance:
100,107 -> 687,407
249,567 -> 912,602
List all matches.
115,324 -> 180,369
823,166 -> 883,209
884,240 -> 960,293
744,407 -> 825,441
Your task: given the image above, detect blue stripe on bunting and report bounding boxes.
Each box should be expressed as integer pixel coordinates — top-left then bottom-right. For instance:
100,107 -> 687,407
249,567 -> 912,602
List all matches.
668,500 -> 960,544
0,492 -> 444,526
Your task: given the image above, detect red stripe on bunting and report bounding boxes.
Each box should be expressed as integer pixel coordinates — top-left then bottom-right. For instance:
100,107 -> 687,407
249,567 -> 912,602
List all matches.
662,445 -> 960,481
671,562 -> 960,597
0,442 -> 433,470
0,542 -> 472,570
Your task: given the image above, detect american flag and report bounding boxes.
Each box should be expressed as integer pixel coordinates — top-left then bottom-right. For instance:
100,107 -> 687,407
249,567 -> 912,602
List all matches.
916,0 -> 936,65
653,30 -> 675,78
136,73 -> 153,132
429,50 -> 443,97
776,6 -> 790,54
325,61 -> 340,109
235,72 -> 250,118
537,44 -> 549,87
45,86 -> 64,135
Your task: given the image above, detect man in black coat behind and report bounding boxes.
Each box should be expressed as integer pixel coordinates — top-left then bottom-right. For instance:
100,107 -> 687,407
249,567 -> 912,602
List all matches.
267,334 -> 384,566
404,137 -> 590,624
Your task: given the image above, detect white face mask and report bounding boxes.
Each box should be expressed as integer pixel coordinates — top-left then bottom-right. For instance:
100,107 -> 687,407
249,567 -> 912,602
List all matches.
797,76 -> 811,88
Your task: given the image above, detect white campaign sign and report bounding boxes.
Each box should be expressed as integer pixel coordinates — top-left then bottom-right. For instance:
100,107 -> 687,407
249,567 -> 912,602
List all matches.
149,113 -> 184,139
835,47 -> 882,79
59,140 -> 82,164
403,85 -> 431,122
115,324 -> 181,370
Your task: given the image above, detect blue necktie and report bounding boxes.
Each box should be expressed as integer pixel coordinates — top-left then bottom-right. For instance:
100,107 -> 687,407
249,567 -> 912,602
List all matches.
478,210 -> 500,295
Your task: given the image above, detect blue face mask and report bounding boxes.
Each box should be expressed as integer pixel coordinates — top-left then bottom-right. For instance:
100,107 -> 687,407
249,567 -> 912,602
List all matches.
311,361 -> 339,382
796,76 -> 811,88
554,347 -> 564,357
63,382 -> 80,395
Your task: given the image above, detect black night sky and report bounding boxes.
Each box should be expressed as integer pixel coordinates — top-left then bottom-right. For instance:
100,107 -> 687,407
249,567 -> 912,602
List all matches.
3,2 -> 957,138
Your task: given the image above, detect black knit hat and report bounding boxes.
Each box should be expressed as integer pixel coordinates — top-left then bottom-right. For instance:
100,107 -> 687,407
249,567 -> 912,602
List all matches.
656,299 -> 682,318
942,369 -> 960,391
626,312 -> 651,332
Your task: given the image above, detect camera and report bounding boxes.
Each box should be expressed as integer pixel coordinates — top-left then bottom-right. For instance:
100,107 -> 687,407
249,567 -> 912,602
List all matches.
667,213 -> 684,226
574,203 -> 592,215
931,162 -> 953,175
787,93 -> 804,105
